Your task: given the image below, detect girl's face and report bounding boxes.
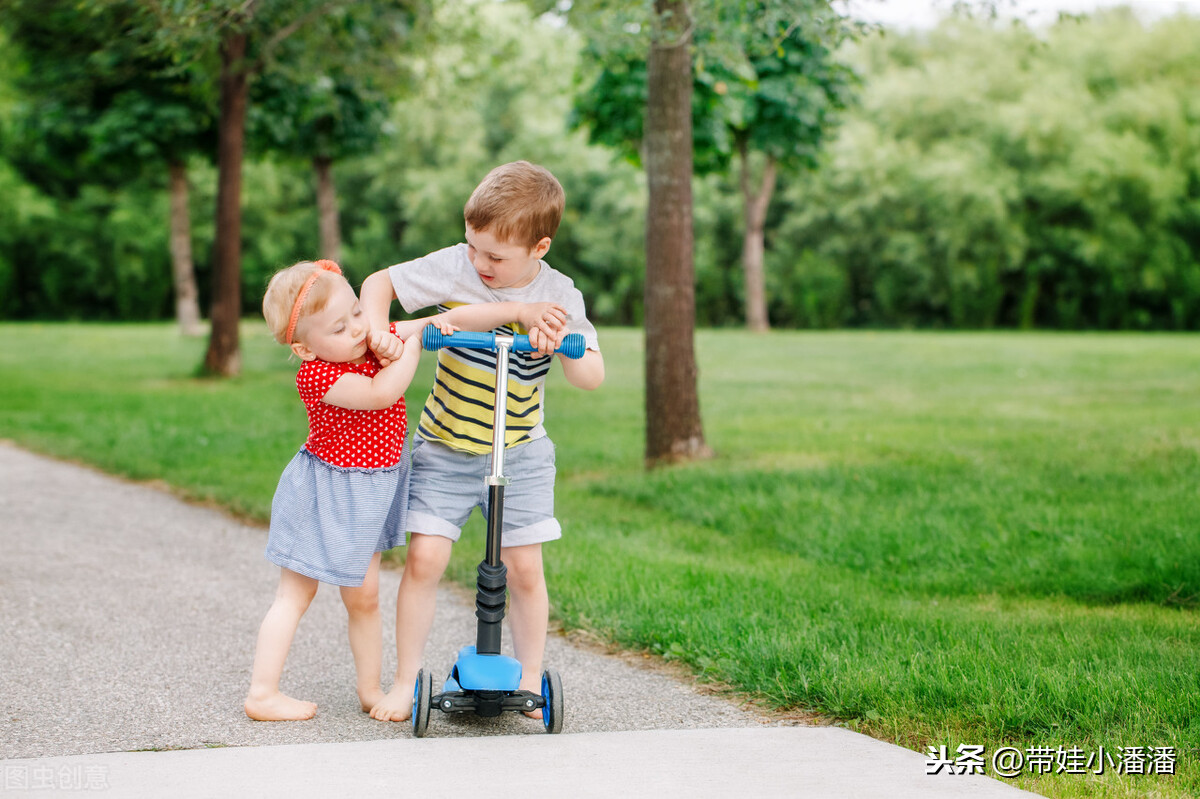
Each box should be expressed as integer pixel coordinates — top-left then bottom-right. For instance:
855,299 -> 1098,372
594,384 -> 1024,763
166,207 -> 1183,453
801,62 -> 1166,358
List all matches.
290,278 -> 370,364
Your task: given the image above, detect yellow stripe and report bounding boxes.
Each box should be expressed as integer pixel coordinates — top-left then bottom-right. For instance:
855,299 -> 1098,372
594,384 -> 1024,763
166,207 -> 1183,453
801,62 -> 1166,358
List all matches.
420,351 -> 543,454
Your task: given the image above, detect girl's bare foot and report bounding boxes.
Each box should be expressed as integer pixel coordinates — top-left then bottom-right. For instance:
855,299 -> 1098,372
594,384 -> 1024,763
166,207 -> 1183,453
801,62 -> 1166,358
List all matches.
369,685 -> 413,722
244,691 -> 317,721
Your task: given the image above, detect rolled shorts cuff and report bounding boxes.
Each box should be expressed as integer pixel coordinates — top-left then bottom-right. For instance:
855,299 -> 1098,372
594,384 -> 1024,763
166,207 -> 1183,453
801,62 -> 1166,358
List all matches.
501,518 -> 562,548
406,510 -> 464,542
405,512 -> 561,547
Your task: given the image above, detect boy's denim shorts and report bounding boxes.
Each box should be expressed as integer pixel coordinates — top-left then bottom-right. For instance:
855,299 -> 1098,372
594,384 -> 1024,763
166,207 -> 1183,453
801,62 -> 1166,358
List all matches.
406,436 -> 562,548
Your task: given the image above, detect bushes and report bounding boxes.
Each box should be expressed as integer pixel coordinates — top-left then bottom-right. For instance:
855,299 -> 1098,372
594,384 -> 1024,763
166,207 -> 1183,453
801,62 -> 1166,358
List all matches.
771,10 -> 1200,330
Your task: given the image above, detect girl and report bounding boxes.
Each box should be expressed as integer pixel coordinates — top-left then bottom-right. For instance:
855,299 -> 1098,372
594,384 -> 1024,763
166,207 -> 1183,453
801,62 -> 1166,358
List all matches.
247,259 -> 443,721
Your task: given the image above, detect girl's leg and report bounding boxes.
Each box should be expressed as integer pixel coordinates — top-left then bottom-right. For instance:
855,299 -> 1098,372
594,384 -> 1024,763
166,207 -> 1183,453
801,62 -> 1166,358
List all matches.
503,543 -> 548,719
370,533 -> 453,722
340,553 -> 384,713
245,568 -> 320,721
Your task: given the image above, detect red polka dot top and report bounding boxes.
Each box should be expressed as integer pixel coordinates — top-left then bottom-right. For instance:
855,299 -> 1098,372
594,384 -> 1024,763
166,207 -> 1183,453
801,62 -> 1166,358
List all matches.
296,351 -> 407,470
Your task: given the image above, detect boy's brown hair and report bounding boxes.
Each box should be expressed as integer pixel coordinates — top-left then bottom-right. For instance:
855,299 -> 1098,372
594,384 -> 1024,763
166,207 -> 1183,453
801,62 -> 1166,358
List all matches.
464,161 -> 565,250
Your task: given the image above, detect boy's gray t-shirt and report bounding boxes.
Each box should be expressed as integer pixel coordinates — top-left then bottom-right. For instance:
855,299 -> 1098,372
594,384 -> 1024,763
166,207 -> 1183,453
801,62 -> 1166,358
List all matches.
387,243 -> 599,454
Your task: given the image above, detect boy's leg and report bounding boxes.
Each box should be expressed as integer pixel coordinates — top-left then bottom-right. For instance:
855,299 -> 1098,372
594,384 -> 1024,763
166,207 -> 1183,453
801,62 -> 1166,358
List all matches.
245,568 -> 320,721
502,542 -> 549,718
370,533 -> 453,722
340,553 -> 384,713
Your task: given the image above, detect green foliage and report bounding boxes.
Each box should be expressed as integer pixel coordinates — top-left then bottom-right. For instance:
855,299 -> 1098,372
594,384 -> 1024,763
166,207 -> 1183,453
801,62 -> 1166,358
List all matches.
775,9 -> 1200,329
0,0 -> 214,194
243,0 -> 421,164
328,0 -> 652,323
249,70 -> 390,162
572,0 -> 855,173
3,4 -> 1200,331
0,164 -> 191,320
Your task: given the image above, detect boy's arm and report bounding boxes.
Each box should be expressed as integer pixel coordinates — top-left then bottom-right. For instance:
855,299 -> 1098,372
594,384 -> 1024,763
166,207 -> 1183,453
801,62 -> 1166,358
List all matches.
559,349 -> 605,391
390,301 -> 567,342
360,269 -> 398,332
363,265 -> 564,342
445,302 -> 566,337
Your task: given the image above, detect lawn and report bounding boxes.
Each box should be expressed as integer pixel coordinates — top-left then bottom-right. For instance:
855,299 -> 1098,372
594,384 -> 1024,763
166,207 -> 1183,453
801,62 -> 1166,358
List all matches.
1,322 -> 1196,797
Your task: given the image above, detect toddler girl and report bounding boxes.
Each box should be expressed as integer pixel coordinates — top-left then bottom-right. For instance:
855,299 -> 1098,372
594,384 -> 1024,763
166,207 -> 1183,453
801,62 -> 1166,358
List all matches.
246,259 -> 444,721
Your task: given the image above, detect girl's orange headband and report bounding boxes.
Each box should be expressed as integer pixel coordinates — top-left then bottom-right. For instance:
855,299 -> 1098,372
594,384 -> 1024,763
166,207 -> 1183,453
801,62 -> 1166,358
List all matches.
285,260 -> 343,345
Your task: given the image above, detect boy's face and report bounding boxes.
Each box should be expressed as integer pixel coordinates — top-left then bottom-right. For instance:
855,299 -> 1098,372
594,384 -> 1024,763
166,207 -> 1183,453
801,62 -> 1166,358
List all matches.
465,225 -> 551,290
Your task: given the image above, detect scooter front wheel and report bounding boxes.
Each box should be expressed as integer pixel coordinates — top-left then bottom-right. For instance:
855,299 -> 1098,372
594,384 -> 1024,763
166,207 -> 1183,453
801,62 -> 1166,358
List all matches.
541,668 -> 563,734
412,669 -> 432,737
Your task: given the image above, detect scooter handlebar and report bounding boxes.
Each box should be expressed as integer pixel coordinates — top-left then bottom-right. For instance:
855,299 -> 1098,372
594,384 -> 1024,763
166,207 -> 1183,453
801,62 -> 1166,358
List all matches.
422,327 -> 587,360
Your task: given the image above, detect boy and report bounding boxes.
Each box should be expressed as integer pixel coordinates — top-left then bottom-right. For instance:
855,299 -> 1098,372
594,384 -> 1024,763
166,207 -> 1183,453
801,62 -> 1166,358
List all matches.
361,160 -> 604,721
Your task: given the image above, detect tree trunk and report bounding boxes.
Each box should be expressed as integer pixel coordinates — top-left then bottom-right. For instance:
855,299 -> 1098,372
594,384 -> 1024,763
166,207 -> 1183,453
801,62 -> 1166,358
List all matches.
168,160 -> 203,337
739,143 -> 776,333
314,156 -> 341,263
204,31 -> 249,377
643,0 -> 712,467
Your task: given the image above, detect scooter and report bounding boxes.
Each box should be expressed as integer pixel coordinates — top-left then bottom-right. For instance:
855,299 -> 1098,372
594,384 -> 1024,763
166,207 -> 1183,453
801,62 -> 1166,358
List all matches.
411,327 -> 586,737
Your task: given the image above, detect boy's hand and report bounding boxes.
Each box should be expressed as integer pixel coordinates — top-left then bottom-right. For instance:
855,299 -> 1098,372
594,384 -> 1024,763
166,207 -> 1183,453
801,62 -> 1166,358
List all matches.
518,303 -> 567,347
527,325 -> 568,357
370,329 -> 405,367
426,313 -> 461,337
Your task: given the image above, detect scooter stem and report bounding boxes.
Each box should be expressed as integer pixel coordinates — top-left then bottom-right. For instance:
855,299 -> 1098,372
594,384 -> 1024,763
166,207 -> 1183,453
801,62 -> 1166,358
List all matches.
476,338 -> 514,655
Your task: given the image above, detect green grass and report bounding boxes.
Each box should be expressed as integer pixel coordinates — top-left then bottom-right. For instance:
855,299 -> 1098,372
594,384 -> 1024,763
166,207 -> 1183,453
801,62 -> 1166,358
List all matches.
2,322 -> 1197,797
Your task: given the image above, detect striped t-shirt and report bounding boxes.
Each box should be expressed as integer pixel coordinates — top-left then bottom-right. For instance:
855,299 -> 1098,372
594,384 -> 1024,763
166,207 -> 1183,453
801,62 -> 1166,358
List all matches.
388,243 -> 600,456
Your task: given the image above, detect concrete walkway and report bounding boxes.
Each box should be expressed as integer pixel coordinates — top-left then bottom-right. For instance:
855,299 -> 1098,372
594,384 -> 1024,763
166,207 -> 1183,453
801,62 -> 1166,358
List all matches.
0,442 -> 1033,797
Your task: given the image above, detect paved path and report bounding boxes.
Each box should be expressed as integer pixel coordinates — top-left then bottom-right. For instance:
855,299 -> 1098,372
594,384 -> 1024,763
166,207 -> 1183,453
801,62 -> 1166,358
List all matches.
0,442 -> 1033,797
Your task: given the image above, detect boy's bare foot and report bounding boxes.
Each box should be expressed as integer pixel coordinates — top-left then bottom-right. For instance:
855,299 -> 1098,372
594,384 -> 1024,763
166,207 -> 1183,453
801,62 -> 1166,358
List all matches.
244,691 -> 317,721
369,685 -> 413,722
520,679 -> 543,720
358,687 -> 386,714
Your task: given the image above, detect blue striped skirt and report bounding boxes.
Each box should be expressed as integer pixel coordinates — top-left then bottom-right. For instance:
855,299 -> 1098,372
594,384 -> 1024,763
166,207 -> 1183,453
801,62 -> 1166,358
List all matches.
265,447 -> 409,586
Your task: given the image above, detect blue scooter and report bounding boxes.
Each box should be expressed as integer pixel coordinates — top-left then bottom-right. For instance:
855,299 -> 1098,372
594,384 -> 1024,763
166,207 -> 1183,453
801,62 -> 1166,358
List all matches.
411,327 -> 586,737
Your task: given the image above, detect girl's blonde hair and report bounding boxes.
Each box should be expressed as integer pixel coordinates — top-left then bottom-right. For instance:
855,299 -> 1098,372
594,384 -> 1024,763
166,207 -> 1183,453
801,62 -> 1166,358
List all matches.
262,261 -> 346,344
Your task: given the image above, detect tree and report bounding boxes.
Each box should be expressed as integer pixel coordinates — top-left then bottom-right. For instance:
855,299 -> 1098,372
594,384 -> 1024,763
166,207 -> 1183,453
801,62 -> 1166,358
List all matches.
0,0 -> 214,335
140,0 -> 421,376
249,69 -> 390,263
643,0 -> 713,465
574,1 -> 856,331
705,7 -> 855,330
207,19 -> 249,375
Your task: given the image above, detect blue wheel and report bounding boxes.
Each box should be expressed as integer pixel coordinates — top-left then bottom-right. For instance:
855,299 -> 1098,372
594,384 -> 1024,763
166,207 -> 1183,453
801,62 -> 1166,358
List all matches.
412,669 -> 432,737
541,669 -> 563,734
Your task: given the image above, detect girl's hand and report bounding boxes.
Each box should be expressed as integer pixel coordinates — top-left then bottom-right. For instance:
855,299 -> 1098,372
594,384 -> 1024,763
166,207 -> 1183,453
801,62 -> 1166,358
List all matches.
370,329 -> 404,367
518,303 -> 567,346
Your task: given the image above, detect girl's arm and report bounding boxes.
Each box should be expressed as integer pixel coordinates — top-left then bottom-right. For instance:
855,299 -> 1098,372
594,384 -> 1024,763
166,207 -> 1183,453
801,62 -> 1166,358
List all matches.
320,331 -> 423,411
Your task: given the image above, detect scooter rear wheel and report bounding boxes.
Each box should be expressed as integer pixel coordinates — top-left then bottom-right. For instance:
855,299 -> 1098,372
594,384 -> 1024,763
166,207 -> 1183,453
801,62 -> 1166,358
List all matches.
412,669 -> 432,737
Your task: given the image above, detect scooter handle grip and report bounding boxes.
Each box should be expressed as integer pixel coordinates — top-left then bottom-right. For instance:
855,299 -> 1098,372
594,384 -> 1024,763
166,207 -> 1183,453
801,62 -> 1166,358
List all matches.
422,328 -> 586,360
